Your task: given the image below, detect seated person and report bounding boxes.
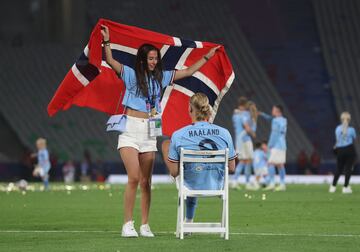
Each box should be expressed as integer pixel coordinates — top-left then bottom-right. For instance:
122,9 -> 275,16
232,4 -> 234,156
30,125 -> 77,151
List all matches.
162,93 -> 236,223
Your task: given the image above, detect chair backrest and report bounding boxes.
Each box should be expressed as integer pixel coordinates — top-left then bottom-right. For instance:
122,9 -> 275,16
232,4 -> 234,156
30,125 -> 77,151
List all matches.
179,148 -> 229,190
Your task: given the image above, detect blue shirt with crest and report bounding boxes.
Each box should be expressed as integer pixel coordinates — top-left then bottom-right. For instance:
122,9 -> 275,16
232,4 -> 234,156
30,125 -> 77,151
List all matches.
261,113 -> 287,150
120,65 -> 175,113
38,149 -> 51,173
168,121 -> 237,190
253,149 -> 267,170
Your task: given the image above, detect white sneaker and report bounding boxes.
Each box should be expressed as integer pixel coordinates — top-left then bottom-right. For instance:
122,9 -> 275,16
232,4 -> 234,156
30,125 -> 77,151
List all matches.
329,185 -> 336,193
252,182 -> 260,190
140,224 -> 154,237
184,218 -> 193,236
342,186 -> 353,194
245,183 -> 259,191
121,220 -> 138,238
229,180 -> 239,189
263,183 -> 275,191
275,184 -> 286,191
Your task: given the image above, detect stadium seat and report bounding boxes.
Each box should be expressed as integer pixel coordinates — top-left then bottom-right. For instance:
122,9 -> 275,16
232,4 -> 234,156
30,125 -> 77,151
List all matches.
176,148 -> 229,240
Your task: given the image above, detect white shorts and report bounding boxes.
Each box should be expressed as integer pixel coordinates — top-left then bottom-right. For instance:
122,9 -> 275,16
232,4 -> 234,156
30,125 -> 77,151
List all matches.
254,166 -> 268,176
268,148 -> 286,164
117,115 -> 157,153
236,140 -> 253,160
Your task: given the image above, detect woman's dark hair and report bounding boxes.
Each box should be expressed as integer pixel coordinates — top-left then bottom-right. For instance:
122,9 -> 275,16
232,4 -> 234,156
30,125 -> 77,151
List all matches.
135,44 -> 163,97
274,104 -> 284,114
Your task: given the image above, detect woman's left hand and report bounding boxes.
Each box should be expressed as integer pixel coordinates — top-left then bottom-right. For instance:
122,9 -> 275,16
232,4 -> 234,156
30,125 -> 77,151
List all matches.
205,45 -> 221,59
174,45 -> 221,81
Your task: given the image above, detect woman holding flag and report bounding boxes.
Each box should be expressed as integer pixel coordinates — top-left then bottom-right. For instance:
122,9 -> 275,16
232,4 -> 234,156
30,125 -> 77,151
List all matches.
101,25 -> 220,237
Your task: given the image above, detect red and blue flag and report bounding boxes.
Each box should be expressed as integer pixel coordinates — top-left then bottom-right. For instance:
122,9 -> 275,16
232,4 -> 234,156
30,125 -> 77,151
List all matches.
47,18 -> 235,136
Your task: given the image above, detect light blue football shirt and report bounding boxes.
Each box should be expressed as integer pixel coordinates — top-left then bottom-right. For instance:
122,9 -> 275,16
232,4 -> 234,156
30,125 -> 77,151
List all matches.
38,149 -> 51,173
168,121 -> 237,190
120,65 -> 175,113
253,149 -> 267,170
261,113 -> 287,150
335,125 -> 356,147
232,110 -> 253,143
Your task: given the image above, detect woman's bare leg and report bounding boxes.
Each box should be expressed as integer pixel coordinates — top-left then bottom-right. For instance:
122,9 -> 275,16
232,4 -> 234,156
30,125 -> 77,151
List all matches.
120,147 -> 141,223
139,151 -> 155,225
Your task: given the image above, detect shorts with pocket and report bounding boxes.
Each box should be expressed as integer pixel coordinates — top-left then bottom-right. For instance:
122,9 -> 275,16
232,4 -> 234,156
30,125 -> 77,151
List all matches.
117,115 -> 157,153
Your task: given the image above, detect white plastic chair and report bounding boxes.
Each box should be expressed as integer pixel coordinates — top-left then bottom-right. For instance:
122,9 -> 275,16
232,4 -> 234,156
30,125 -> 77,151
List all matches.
176,148 -> 229,240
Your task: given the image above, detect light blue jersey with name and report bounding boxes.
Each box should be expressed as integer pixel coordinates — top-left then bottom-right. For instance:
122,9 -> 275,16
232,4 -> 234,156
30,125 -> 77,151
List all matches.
232,110 -> 253,143
262,113 -> 287,150
38,149 -> 51,173
168,121 -> 236,190
120,65 -> 175,113
253,149 -> 267,170
335,125 -> 356,148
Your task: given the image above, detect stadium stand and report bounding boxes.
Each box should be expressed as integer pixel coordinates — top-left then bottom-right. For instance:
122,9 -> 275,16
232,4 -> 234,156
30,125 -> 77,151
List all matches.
230,0 -> 338,159
87,0 -> 314,162
0,45 -> 119,161
0,0 -> 314,166
313,0 -> 360,157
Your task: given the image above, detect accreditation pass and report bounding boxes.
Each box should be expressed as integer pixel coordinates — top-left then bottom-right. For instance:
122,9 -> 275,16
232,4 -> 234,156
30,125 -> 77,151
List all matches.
149,115 -> 162,137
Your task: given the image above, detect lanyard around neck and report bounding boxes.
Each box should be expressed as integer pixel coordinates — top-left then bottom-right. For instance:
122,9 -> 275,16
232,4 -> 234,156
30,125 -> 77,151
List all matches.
146,76 -> 161,103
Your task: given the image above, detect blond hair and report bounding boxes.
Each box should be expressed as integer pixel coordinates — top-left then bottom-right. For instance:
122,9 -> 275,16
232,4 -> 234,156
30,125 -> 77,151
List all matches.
36,138 -> 47,149
247,101 -> 258,124
340,111 -> 351,136
190,93 -> 212,121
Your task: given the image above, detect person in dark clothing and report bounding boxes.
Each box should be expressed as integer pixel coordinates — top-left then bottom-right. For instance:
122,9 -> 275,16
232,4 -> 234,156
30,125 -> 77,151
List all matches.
329,112 -> 357,194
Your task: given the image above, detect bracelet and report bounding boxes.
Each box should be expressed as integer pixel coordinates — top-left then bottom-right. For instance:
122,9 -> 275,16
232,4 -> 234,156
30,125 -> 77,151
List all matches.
103,40 -> 110,46
203,55 -> 210,61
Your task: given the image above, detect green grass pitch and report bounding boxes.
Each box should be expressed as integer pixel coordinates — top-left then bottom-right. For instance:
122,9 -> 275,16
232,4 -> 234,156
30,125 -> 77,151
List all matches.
0,183 -> 359,252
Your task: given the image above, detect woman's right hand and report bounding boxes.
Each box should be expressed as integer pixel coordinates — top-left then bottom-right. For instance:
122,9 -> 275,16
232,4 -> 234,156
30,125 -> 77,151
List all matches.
100,24 -> 122,75
101,25 -> 110,41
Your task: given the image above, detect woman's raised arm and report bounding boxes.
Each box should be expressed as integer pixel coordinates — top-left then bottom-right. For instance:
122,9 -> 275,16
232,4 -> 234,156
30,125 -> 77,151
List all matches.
101,25 -> 123,75
173,45 -> 221,81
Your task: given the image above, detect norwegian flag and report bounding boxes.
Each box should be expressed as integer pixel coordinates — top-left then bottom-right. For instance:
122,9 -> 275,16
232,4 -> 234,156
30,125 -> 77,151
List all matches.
47,19 -> 235,136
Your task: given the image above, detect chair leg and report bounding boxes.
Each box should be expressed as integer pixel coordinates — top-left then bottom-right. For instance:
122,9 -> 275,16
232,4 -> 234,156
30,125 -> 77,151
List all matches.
220,196 -> 226,238
180,195 -> 184,239
225,195 -> 229,240
176,196 -> 180,238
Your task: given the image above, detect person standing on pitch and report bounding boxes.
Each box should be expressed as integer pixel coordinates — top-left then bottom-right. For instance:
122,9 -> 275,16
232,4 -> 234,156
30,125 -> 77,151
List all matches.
252,141 -> 268,189
329,112 -> 357,194
32,138 -> 51,190
260,105 -> 287,191
101,25 -> 220,237
231,97 -> 256,189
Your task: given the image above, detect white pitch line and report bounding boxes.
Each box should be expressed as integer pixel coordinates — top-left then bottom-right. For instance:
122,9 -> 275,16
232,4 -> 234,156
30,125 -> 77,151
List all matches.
0,230 -> 359,238
230,232 -> 360,238
0,230 -> 119,234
